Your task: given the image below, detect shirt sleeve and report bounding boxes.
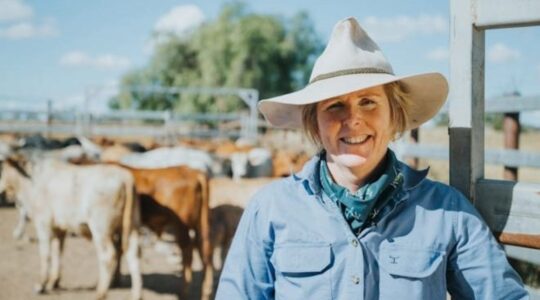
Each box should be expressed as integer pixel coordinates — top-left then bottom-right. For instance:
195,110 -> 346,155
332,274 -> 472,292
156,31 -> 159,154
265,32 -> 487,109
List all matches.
215,195 -> 275,299
446,190 -> 529,300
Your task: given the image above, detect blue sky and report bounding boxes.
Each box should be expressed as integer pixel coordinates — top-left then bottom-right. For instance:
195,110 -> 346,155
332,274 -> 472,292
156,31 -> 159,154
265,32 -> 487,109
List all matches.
0,0 -> 539,125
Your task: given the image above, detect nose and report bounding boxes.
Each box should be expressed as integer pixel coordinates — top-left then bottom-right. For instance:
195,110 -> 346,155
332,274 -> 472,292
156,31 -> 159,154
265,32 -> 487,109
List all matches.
343,107 -> 365,128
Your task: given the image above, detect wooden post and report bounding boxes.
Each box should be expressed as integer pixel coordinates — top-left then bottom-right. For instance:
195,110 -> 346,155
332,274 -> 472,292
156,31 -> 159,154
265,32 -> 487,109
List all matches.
408,128 -> 419,169
503,92 -> 520,181
46,100 -> 52,138
163,110 -> 173,145
450,0 -> 486,203
450,0 -> 540,252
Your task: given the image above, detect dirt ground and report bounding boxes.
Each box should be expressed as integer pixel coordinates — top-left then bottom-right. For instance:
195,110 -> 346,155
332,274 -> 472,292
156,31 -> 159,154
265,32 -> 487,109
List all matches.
0,205 -> 212,300
0,176 -> 278,300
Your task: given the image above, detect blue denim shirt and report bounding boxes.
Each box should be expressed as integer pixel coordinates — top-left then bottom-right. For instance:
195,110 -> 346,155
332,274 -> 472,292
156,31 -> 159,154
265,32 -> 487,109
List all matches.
216,155 -> 528,300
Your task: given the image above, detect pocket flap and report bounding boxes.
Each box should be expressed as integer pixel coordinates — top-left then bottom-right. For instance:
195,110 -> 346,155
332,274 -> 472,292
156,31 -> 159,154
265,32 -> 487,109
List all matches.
274,243 -> 332,274
379,244 -> 445,278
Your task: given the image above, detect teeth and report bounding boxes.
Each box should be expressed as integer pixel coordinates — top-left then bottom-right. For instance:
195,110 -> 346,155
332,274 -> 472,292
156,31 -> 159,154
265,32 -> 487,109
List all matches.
343,135 -> 369,144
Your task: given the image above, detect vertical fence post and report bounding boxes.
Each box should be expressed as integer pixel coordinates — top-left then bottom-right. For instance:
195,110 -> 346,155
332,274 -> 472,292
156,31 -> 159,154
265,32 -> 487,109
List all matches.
163,110 -> 173,145
83,88 -> 91,137
503,92 -> 521,181
408,128 -> 420,169
46,100 -> 52,138
248,90 -> 259,141
238,90 -> 259,141
450,0 -> 486,203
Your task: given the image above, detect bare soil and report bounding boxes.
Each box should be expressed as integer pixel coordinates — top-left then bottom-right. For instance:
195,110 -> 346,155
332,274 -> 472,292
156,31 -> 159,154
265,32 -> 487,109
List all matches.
0,204 -> 208,300
0,176 -> 278,300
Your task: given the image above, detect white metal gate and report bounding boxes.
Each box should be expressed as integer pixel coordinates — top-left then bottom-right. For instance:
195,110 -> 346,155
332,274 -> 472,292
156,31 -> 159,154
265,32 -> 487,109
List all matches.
450,0 -> 540,249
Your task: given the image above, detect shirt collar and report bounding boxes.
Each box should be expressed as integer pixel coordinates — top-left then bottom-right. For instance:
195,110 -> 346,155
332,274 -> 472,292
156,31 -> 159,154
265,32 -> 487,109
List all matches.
294,150 -> 429,195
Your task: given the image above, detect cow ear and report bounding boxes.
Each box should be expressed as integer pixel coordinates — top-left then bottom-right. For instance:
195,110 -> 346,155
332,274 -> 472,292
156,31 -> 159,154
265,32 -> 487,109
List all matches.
5,156 -> 18,168
5,155 -> 31,178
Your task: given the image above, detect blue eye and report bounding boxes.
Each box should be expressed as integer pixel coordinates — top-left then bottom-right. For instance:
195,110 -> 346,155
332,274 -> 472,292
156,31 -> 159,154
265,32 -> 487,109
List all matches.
326,102 -> 344,111
360,98 -> 376,107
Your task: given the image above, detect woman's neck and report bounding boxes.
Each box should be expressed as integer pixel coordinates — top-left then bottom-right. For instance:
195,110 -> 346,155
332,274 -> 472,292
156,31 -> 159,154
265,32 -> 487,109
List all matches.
325,152 -> 388,193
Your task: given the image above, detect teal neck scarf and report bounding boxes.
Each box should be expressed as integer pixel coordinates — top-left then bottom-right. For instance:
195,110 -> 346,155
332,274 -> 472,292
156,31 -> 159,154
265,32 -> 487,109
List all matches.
319,149 -> 404,234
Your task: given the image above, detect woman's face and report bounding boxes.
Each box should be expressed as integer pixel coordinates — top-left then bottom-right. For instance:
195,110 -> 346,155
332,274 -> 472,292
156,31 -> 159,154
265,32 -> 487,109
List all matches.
316,85 -> 394,175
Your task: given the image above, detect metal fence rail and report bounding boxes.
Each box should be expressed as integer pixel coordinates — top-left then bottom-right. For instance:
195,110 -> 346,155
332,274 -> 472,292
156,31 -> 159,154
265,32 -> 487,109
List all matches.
397,143 -> 540,169
0,109 -> 251,139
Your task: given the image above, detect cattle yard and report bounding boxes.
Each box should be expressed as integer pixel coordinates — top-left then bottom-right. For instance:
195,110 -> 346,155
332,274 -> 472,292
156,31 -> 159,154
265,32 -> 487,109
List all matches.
0,164 -> 280,299
0,130 -> 296,300
0,126 -> 539,299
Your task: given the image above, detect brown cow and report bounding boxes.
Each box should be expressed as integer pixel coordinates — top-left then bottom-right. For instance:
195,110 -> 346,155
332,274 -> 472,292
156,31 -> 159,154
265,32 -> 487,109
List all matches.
272,149 -> 311,177
100,144 -> 135,163
120,165 -> 214,300
210,204 -> 244,269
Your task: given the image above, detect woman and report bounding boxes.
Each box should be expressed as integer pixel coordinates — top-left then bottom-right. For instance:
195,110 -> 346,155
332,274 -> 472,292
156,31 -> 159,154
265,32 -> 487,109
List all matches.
216,17 -> 527,299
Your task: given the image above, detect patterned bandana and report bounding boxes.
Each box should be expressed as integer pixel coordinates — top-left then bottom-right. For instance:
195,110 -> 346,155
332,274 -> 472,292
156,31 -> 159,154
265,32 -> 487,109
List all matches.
319,149 -> 404,234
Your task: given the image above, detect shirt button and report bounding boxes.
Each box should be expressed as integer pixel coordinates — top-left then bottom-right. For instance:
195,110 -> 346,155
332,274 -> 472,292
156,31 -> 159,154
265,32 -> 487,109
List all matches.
351,239 -> 359,247
352,275 -> 360,285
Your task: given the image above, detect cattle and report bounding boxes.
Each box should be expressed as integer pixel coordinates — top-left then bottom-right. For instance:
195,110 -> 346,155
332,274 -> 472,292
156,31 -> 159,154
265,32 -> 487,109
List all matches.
17,134 -> 79,150
119,164 -> 214,300
100,144 -> 136,163
220,146 -> 273,180
95,139 -> 148,164
0,155 -> 142,300
13,135 -> 103,163
120,146 -> 219,175
272,149 -> 311,177
210,204 -> 244,269
122,141 -> 147,153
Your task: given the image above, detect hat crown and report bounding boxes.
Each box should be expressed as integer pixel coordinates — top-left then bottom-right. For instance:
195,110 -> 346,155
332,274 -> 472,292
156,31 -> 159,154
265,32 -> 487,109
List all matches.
309,17 -> 394,83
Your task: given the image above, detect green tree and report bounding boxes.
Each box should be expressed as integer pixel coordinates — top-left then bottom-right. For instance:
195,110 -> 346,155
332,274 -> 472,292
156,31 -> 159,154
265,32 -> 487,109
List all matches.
109,2 -> 322,113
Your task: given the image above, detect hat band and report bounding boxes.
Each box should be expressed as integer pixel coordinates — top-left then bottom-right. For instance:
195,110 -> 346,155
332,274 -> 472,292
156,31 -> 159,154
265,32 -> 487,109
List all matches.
309,67 -> 394,84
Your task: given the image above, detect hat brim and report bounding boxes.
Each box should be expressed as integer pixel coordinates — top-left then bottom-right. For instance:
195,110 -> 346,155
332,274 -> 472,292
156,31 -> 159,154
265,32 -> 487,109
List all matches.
258,72 -> 448,131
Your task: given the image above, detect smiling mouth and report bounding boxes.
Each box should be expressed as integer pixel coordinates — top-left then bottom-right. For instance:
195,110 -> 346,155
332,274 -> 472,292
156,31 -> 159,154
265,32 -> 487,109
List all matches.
341,135 -> 370,145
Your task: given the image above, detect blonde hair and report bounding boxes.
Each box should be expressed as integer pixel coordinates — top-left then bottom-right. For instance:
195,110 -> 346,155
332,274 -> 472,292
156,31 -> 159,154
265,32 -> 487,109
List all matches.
301,81 -> 411,147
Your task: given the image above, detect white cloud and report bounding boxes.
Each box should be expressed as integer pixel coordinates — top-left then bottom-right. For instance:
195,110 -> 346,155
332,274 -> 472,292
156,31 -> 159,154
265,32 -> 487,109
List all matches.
0,20 -> 58,39
0,1 -> 58,40
154,5 -> 205,36
362,14 -> 447,43
144,5 -> 205,55
0,0 -> 33,22
487,43 -> 520,63
426,47 -> 449,61
60,51 -> 131,70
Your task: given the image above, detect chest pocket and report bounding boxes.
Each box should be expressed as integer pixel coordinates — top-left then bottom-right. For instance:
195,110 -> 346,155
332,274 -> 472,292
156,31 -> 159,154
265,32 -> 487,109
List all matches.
272,243 -> 332,300
378,243 -> 446,300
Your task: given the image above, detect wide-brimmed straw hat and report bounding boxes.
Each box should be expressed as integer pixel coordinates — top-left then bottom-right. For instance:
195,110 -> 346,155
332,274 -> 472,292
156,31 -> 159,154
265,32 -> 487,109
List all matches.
258,17 -> 448,130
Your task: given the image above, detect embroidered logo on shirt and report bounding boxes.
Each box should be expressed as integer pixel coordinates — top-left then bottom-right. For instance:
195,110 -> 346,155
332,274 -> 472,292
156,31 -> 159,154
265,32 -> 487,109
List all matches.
389,255 -> 399,264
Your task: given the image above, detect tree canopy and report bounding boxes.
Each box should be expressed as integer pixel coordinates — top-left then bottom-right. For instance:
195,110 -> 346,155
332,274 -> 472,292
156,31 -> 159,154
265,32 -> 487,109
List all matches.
109,3 -> 322,113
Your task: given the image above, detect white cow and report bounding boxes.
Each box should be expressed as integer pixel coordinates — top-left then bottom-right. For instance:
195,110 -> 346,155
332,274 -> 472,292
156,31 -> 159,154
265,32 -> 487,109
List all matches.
0,155 -> 142,300
120,146 -> 220,174
230,147 -> 273,180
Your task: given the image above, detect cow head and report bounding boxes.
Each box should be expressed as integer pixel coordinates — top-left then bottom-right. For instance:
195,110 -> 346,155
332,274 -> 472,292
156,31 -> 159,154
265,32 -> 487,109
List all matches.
0,153 -> 32,201
230,152 -> 248,181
